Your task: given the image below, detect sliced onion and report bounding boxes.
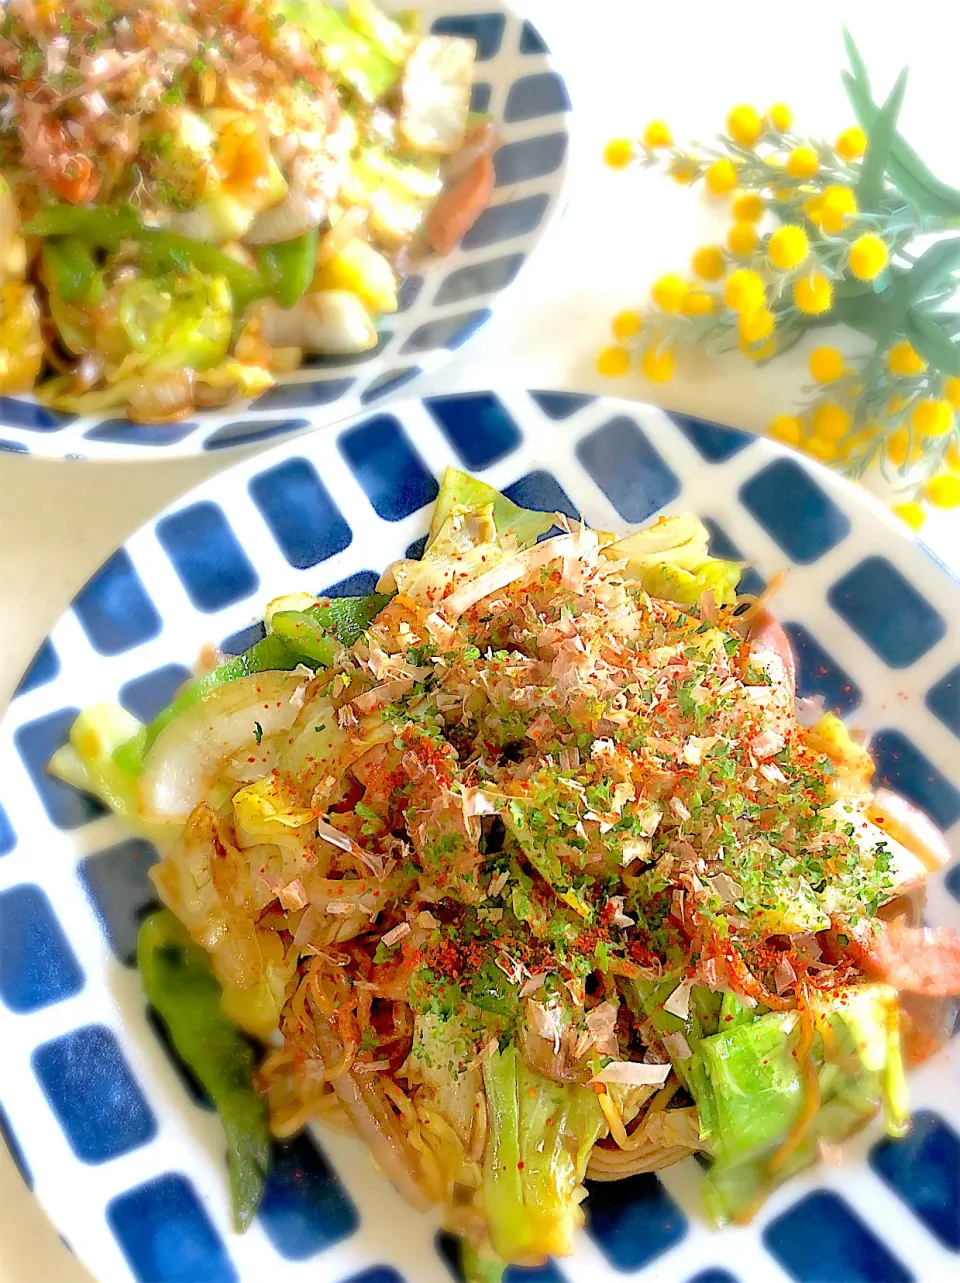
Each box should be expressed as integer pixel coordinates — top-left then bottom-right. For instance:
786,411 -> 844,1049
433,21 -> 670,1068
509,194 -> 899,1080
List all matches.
316,206 -> 368,268
441,119 -> 498,186
127,369 -> 195,424
590,1061 -> 672,1087
259,291 -> 377,354
140,671 -> 302,822
243,190 -> 328,246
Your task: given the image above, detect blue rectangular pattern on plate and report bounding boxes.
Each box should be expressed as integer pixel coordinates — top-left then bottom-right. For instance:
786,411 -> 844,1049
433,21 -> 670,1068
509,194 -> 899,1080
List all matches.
740,459 -> 851,564
701,517 -> 765,598
257,1132 -> 359,1260
78,837 -> 161,966
108,1174 -> 237,1283
251,379 -> 355,413
782,621 -> 862,715
461,195 -> 549,250
494,133 -> 568,187
120,664 -> 192,723
530,391 -> 595,420
73,549 -> 162,655
203,418 -> 310,451
585,1173 -> 688,1270
361,367 -> 423,405
433,254 -> 525,307
15,708 -> 106,829
827,557 -> 946,667
577,416 -> 680,522
339,415 -> 439,521
436,1231 -> 565,1282
156,501 -> 258,612
400,308 -> 492,355
13,637 -> 59,696
344,1270 -> 405,1283
0,1101 -> 31,1190
925,664 -> 959,738
322,570 -> 381,597
0,800 -> 14,856
869,728 -> 960,831
0,885 -> 84,1013
32,1025 -> 156,1163
763,1190 -> 913,1283
430,12 -> 504,59
249,459 -> 352,570
669,411 -> 753,462
870,1111 -> 960,1250
502,470 -> 579,523
687,1272 -> 738,1283
503,72 -> 570,122
426,392 -> 522,469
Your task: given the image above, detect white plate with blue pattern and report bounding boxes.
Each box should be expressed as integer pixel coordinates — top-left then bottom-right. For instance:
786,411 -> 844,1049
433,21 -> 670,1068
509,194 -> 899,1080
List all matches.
0,391 -> 958,1283
0,3 -> 570,462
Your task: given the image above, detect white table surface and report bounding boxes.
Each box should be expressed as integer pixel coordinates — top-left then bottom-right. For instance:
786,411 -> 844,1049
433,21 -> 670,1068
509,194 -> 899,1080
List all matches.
1,2 -> 958,1279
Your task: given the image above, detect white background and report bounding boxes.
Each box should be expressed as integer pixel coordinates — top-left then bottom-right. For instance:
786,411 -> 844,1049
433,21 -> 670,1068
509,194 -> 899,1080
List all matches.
2,1 -> 959,1278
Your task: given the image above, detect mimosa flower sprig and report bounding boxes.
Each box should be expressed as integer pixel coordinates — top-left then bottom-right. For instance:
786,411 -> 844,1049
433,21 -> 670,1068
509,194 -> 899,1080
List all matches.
602,30 -> 960,526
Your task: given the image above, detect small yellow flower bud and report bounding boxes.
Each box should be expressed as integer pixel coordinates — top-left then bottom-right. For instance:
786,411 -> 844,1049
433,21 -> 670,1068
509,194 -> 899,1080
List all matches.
809,346 -> 845,383
691,245 -> 726,282
912,398 -> 954,438
612,310 -> 642,340
727,221 -> 759,258
768,414 -> 804,446
811,403 -> 851,441
596,345 -> 631,377
925,473 -> 960,508
738,307 -> 775,345
848,233 -> 889,281
641,345 -> 675,382
793,271 -> 832,315
642,120 -> 673,149
651,273 -> 688,314
680,290 -> 717,317
705,158 -> 738,195
724,269 -> 766,314
768,225 -> 809,271
604,138 -> 636,169
893,502 -> 926,531
816,185 -> 858,234
732,192 -> 765,222
887,341 -> 927,377
727,104 -> 763,148
943,376 -> 960,409
785,145 -> 820,179
767,103 -> 792,133
835,127 -> 867,161
886,429 -> 911,468
805,436 -> 839,462
946,440 -> 960,471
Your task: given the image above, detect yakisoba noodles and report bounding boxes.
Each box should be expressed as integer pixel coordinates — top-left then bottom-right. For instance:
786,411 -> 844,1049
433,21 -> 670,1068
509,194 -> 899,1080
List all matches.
52,468 -> 960,1279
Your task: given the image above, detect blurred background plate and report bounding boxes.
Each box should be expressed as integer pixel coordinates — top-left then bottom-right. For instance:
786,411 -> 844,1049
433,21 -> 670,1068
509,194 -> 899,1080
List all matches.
0,390 -> 957,1282
0,2 -> 571,461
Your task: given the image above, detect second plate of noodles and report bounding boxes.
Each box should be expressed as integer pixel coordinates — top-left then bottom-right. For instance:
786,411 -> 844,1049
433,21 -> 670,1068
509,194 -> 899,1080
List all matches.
52,467 -> 960,1281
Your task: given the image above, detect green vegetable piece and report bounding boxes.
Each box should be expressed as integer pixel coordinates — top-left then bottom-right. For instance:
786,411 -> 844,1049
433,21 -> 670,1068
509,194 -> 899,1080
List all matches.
137,911 -> 270,1231
23,205 -> 266,310
429,467 -> 555,549
118,271 -> 233,372
139,634 -> 301,761
277,1 -> 401,102
719,990 -> 755,1029
856,67 -> 907,211
303,592 -> 393,646
270,609 -> 340,666
347,0 -> 411,61
257,229 -> 319,309
691,985 -> 908,1225
42,238 -> 101,306
460,1243 -> 506,1283
482,1044 -> 605,1261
